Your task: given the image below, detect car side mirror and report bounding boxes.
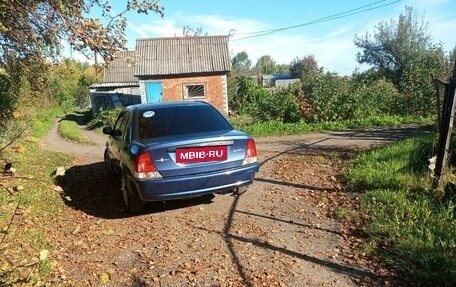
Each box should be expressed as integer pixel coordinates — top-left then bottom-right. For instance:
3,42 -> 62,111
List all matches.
103,126 -> 113,135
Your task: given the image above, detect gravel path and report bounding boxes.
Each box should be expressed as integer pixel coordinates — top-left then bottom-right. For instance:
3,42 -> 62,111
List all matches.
41,120 -> 431,286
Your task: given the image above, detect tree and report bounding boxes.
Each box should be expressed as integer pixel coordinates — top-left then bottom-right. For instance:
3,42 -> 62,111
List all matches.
354,6 -> 431,90
231,51 -> 252,75
290,55 -> 319,80
0,0 -> 164,64
182,26 -> 207,37
276,64 -> 290,74
448,46 -> 456,75
49,59 -> 96,111
254,55 -> 276,75
228,51 -> 252,113
0,1 -> 163,128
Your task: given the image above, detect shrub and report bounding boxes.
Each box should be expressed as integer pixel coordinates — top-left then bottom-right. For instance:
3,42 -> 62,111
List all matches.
87,108 -> 121,130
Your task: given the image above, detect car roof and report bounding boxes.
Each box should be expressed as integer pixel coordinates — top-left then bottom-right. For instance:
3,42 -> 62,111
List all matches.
127,101 -> 210,112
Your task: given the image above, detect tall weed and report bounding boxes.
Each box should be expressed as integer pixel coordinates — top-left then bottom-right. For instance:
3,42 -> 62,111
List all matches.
345,134 -> 456,285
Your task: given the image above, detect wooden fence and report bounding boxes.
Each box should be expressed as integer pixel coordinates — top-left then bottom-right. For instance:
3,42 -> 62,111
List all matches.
432,60 -> 456,188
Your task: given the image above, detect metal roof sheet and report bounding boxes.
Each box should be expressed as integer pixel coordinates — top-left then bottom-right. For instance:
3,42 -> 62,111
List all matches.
134,35 -> 231,76
103,51 -> 139,83
90,81 -> 138,88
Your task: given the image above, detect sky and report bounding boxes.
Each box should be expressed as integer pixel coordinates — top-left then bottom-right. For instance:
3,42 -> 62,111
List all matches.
68,0 -> 456,76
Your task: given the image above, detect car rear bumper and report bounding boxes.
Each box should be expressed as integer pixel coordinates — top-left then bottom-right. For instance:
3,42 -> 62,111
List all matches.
130,164 -> 260,201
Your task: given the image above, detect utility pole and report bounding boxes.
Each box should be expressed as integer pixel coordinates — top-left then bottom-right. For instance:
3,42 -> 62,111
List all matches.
94,50 -> 99,83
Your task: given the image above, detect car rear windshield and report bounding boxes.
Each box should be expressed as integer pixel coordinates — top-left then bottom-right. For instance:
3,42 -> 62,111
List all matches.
136,105 -> 233,139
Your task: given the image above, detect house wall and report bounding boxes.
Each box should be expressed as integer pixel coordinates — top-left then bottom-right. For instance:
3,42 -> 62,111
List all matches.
139,74 -> 229,116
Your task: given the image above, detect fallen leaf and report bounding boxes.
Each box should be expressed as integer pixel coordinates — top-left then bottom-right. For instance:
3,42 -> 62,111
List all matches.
72,225 -> 81,234
100,272 -> 110,282
54,167 -> 66,177
52,185 -> 64,192
39,249 -> 49,261
12,145 -> 25,153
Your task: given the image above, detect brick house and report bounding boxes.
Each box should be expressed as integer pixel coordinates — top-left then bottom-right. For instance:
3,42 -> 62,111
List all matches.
90,35 -> 231,116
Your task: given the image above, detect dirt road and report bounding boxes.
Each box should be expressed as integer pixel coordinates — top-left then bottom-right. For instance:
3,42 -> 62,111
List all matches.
42,121 -> 431,286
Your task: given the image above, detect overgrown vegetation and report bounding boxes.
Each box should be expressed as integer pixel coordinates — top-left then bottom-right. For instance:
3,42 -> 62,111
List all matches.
87,107 -> 122,130
228,6 -> 455,128
0,108 -> 73,285
344,134 -> 456,285
230,114 -> 432,137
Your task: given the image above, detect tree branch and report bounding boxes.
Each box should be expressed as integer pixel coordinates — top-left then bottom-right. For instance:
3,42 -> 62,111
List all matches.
0,128 -> 27,154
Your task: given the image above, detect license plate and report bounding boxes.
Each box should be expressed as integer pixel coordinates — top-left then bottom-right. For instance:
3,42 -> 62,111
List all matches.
176,146 -> 227,163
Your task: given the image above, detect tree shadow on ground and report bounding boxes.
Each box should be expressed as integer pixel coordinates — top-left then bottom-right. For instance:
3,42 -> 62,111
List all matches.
57,110 -> 92,126
54,161 -> 215,219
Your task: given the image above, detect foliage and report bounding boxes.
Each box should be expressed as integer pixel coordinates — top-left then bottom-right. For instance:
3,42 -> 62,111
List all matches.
398,45 -> 447,116
231,51 -> 252,76
228,51 -> 254,115
49,59 -> 96,112
87,107 -> 122,130
0,1 -> 163,132
229,63 -> 430,126
0,0 -> 164,63
276,64 -> 290,74
305,73 -> 351,122
353,6 -> 451,118
245,86 -> 301,123
354,6 -> 432,89
182,26 -> 207,37
350,79 -> 399,117
290,55 -> 320,84
0,74 -> 13,126
231,114 -> 433,137
228,76 -> 257,114
344,134 -> 456,285
254,55 -> 277,75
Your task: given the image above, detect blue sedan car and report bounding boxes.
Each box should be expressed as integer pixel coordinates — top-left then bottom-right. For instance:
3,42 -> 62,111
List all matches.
103,101 -> 260,213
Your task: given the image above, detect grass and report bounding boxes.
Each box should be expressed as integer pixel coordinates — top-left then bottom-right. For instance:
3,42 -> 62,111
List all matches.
58,119 -> 93,144
57,110 -> 95,144
344,133 -> 456,285
229,114 -> 434,137
0,107 -> 74,284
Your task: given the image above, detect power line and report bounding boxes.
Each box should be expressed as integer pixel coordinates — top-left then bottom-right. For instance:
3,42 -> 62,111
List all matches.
234,0 -> 390,36
231,0 -> 402,41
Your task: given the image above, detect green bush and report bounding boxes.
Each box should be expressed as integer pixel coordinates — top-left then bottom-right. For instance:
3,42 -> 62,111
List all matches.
87,108 -> 121,130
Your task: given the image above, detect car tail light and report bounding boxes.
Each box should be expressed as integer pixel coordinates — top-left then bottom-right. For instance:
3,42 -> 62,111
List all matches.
134,152 -> 162,179
242,139 -> 258,165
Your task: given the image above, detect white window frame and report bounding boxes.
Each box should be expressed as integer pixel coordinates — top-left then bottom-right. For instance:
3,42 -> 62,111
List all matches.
183,83 -> 206,99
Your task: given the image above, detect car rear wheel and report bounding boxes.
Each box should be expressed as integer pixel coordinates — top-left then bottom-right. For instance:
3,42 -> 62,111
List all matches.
121,171 -> 145,213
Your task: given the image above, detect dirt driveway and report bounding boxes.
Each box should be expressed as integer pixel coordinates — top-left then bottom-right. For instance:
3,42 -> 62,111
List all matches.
43,121 -> 431,286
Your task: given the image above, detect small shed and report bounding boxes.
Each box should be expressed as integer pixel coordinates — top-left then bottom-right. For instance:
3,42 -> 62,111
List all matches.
90,50 -> 141,114
134,35 -> 231,115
